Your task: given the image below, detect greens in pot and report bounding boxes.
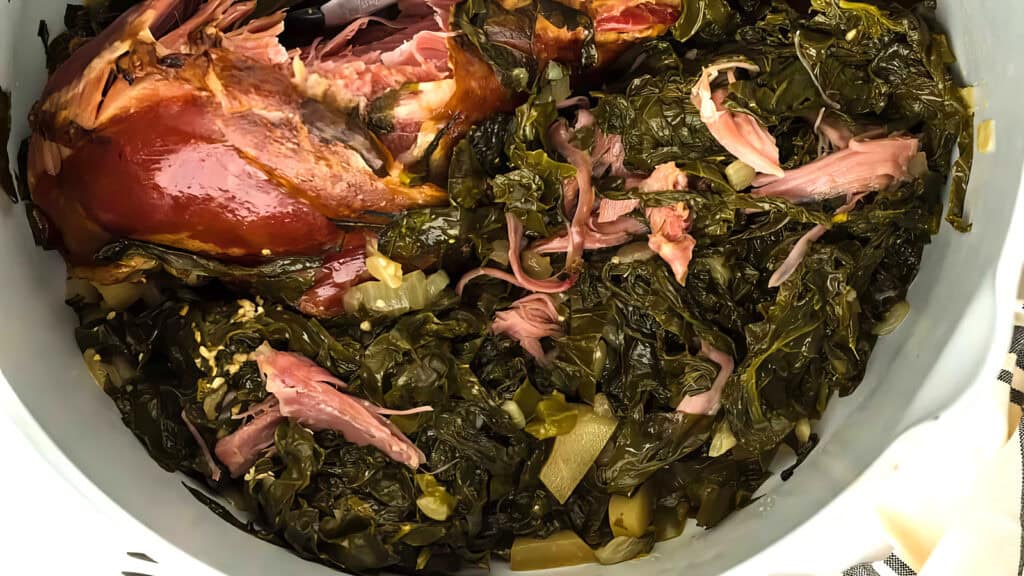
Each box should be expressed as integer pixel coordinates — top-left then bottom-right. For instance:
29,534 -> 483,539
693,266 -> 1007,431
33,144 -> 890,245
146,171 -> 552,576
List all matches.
18,0 -> 977,573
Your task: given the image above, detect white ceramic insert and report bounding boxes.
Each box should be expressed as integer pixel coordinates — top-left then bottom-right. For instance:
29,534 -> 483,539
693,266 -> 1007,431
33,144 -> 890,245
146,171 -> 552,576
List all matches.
1,2 -> 1022,575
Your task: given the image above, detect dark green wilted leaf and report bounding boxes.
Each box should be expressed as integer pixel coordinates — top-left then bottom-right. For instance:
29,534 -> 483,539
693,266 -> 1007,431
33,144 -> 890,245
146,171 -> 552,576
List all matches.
0,89 -> 14,203
54,2 -> 974,572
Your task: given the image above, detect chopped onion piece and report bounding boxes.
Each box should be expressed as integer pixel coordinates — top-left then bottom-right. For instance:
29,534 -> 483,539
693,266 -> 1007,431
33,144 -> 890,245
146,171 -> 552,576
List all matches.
725,159 -> 756,190
594,536 -> 653,565
366,240 -> 404,288
708,420 -> 737,457
795,418 -> 812,445
94,282 -> 146,310
343,270 -> 449,315
978,119 -> 995,153
501,400 -> 527,429
425,270 -> 450,299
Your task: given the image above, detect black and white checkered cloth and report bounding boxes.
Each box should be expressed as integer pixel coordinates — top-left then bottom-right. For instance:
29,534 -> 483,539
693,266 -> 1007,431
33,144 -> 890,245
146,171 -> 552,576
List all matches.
842,306 -> 1024,576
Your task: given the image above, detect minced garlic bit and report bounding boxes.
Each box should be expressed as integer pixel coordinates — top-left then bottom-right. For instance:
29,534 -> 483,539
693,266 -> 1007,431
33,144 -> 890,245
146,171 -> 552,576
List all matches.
199,345 -> 225,374
92,353 -> 102,362
179,304 -> 190,316
978,119 -> 995,153
224,352 -> 251,376
360,320 -> 373,332
261,249 -> 272,256
232,299 -> 260,323
106,311 -> 116,320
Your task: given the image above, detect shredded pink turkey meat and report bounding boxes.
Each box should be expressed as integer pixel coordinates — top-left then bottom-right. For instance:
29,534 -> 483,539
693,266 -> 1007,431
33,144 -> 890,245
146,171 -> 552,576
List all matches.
252,344 -> 429,469
492,294 -> 564,365
457,213 -> 577,294
299,5 -> 452,108
458,111 -> 604,295
692,62 -> 783,177
752,136 -> 920,203
597,198 -> 640,223
637,161 -> 689,193
215,405 -> 285,477
768,225 -> 828,288
215,344 -> 431,476
768,193 -> 868,288
676,340 -> 735,416
628,162 -> 699,285
648,232 -> 697,284
182,409 -> 222,481
533,213 -> 647,254
593,131 -> 628,178
550,114 -> 598,272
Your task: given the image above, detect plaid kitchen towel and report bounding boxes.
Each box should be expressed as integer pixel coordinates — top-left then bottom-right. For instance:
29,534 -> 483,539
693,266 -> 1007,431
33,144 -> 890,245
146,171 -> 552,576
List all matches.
841,305 -> 1024,576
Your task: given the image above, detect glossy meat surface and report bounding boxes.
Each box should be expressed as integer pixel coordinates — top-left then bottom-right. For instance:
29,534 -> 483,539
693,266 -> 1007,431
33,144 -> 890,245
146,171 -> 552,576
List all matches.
28,0 -> 447,264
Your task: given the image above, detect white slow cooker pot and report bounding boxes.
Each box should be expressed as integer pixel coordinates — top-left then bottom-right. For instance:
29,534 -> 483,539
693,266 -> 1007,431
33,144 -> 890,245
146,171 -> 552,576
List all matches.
1,2 -> 1023,575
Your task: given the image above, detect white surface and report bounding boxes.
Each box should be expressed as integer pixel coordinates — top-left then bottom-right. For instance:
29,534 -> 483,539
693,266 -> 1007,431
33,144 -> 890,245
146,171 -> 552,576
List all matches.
2,1 -> 1024,576
0,414 -> 145,576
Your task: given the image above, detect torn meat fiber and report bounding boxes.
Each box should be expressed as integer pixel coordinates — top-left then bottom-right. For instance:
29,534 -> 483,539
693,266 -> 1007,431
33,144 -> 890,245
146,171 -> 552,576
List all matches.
254,344 -> 429,469
676,340 -> 735,416
215,405 -> 285,477
298,2 -> 453,105
636,163 -> 698,285
691,62 -> 783,177
215,344 -> 430,477
492,294 -> 564,365
753,136 -> 920,203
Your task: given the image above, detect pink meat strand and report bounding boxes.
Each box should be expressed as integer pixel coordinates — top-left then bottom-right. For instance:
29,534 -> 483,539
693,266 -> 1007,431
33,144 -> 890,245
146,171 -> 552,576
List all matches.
458,110 -> 605,295
457,213 -> 577,294
492,294 -> 565,365
215,344 -> 432,476
691,62 -> 783,177
253,344 -> 429,469
533,214 -> 647,254
767,192 -> 868,288
549,113 -> 598,274
215,405 -> 285,478
752,136 -> 920,203
182,409 -> 222,482
676,340 -> 735,416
